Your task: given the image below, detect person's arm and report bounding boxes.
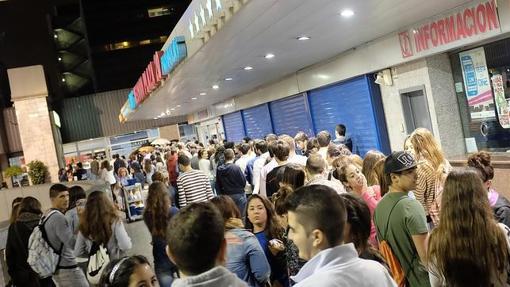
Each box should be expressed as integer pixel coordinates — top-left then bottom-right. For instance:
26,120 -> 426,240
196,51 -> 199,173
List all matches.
246,235 -> 271,284
252,159 -> 262,194
361,190 -> 380,217
55,213 -> 75,248
259,168 -> 267,197
238,167 -> 247,187
114,220 -> 132,251
406,200 -> 430,265
6,226 -> 17,277
411,233 -> 429,265
204,174 -> 214,200
74,231 -> 91,258
215,170 -> 223,194
177,177 -> 186,207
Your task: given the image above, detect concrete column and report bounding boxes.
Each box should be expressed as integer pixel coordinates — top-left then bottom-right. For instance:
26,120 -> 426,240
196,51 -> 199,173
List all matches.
7,65 -> 60,183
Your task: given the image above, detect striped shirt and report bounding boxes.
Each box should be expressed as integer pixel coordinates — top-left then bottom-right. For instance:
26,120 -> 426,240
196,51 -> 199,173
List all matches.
177,169 -> 214,207
415,160 -> 441,225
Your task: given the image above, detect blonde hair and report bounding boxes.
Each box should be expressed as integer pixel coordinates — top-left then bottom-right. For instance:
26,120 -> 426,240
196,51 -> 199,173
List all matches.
408,128 -> 445,176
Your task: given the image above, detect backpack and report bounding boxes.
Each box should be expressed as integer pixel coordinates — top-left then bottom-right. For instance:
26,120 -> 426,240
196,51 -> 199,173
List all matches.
375,197 -> 407,287
87,242 -> 110,284
27,210 -> 63,279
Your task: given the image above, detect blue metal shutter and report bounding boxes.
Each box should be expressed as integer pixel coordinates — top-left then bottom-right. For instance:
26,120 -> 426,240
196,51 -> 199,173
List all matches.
269,94 -> 313,136
222,111 -> 245,143
242,104 -> 273,139
308,76 -> 382,156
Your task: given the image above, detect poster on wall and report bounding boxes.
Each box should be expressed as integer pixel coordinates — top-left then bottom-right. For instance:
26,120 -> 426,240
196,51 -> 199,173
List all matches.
459,47 -> 496,120
491,74 -> 510,128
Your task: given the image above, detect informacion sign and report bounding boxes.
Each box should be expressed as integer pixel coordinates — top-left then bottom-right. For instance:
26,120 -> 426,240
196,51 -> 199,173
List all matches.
491,74 -> 510,128
459,47 -> 495,120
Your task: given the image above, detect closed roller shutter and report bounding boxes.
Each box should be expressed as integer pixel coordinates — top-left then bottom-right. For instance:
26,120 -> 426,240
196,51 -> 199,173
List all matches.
242,104 -> 273,139
269,94 -> 313,136
308,76 -> 385,156
222,111 -> 245,143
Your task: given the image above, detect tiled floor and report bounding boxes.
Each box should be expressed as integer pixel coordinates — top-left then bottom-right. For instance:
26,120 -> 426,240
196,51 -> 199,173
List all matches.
124,219 -> 155,264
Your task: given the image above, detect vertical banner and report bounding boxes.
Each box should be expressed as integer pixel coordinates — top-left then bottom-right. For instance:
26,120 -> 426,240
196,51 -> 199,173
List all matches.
491,74 -> 510,128
459,47 -> 495,120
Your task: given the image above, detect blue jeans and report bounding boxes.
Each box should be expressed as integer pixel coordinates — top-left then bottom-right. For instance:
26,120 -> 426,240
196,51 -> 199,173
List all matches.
155,267 -> 175,287
229,194 -> 247,217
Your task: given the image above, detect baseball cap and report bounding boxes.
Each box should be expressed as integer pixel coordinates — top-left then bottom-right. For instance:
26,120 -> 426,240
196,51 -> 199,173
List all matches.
384,151 -> 417,174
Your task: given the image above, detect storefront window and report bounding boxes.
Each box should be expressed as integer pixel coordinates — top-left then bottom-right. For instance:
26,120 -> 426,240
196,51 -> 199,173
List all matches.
451,38 -> 510,152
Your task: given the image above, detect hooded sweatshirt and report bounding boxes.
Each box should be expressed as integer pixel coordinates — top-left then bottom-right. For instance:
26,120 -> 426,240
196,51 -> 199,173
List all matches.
216,163 -> 246,195
172,266 -> 248,287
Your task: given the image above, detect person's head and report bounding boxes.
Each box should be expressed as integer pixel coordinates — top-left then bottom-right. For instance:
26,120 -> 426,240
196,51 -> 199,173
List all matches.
143,159 -> 153,173
467,151 -> 494,190
68,185 -> 86,210
151,172 -> 168,184
406,128 -> 445,171
271,140 -> 290,163
280,163 -> 305,190
10,197 -> 24,224
245,194 -> 283,240
77,162 -> 83,169
144,181 -> 171,238
428,168 -> 509,287
224,149 -> 235,162
339,193 -> 371,254
316,131 -> 331,148
99,255 -> 157,287
118,167 -> 129,178
362,150 -> 385,186
242,136 -> 252,144
210,195 -> 241,223
349,154 -> 363,169
294,132 -> 308,151
285,185 -> 346,260
373,158 -> 389,196
326,144 -> 341,166
101,160 -> 111,170
166,202 -> 226,276
265,133 -> 278,143
383,151 -> 418,194
335,124 -> 346,137
18,196 -> 43,216
80,190 -> 119,245
177,153 -> 191,171
254,140 -> 268,156
272,185 -> 293,228
198,149 -> 209,159
239,143 -> 250,156
224,141 -> 235,150
306,153 -> 327,177
306,138 -> 320,154
279,135 -> 296,153
334,163 -> 367,192
49,183 -> 69,211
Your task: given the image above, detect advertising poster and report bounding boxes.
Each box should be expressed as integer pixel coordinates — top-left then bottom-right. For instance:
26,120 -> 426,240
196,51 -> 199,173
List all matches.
491,74 -> 510,128
459,47 -> 496,120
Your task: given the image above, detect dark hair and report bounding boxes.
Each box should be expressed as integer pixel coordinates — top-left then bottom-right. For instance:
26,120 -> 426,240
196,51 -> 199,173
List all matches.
18,196 -> 43,216
99,255 -> 151,287
306,153 -> 326,175
336,124 -> 346,136
316,131 -> 331,147
143,159 -> 153,174
467,151 -> 494,183
10,197 -> 24,224
339,193 -> 371,253
166,202 -> 225,275
285,185 -> 346,247
272,140 -> 290,162
210,195 -> 241,223
272,185 -> 293,216
245,194 -> 284,240
280,163 -> 305,190
77,162 -> 83,168
224,142 -> 235,149
224,149 -> 235,161
255,140 -> 268,154
327,144 -> 341,158
294,131 -> 308,142
68,185 -> 86,210
49,183 -> 68,198
151,171 -> 166,182
239,143 -> 250,155
243,136 -> 252,143
144,181 -> 171,238
177,153 -> 191,166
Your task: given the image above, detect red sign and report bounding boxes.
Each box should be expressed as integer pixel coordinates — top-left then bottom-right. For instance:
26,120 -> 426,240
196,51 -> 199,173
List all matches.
134,51 -> 164,105
399,0 -> 500,58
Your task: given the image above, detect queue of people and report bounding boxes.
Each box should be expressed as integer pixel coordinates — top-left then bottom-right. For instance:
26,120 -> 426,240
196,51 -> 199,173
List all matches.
5,125 -> 510,287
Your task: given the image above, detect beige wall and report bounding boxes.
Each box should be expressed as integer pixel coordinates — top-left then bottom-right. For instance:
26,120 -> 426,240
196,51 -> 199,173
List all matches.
159,124 -> 180,141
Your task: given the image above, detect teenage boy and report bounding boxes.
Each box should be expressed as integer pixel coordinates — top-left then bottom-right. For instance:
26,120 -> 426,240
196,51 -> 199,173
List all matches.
286,185 -> 396,287
374,151 -> 430,287
45,184 -> 88,286
167,202 -> 247,286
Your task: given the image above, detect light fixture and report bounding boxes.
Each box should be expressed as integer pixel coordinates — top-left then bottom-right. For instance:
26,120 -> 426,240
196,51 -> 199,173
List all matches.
200,92 -> 207,96
160,112 -> 165,116
264,53 -> 275,59
58,57 -> 62,61
153,117 -> 158,120
225,77 -> 233,81
192,97 -> 198,100
243,66 -> 253,71
171,108 -> 175,111
297,36 -> 310,41
54,34 -> 58,39
176,105 -> 181,107
61,78 -> 66,82
340,9 -> 354,17
212,84 -> 219,89
122,41 -> 129,47
412,29 -> 418,34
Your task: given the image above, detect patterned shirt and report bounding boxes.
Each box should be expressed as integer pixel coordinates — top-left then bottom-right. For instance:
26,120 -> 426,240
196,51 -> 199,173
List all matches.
177,169 -> 214,207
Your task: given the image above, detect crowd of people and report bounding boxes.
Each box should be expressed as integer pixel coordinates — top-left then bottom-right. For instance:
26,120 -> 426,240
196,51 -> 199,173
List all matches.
6,124 -> 510,287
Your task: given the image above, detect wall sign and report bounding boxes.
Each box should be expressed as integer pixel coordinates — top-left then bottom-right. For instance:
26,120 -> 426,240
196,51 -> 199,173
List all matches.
399,0 -> 501,58
459,47 -> 495,120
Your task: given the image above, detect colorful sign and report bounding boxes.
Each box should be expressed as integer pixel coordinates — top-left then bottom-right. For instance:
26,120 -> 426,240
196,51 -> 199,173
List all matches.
459,47 -> 495,120
491,74 -> 510,128
161,36 -> 187,76
399,0 -> 501,58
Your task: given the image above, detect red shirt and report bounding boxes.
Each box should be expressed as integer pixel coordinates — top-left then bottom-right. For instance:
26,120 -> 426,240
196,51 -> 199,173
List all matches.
167,154 -> 178,185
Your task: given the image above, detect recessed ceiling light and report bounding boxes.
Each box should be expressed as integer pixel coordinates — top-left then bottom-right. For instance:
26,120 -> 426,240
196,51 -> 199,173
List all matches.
58,57 -> 62,61
244,66 -> 253,71
265,53 -> 275,59
54,34 -> 58,39
160,112 -> 165,116
297,36 -> 310,41
153,117 -> 158,120
225,77 -> 233,81
340,9 -> 354,17
212,84 -> 219,89
176,105 -> 181,107
61,78 -> 66,82
192,97 -> 198,100
170,108 -> 175,111
200,92 -> 207,96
